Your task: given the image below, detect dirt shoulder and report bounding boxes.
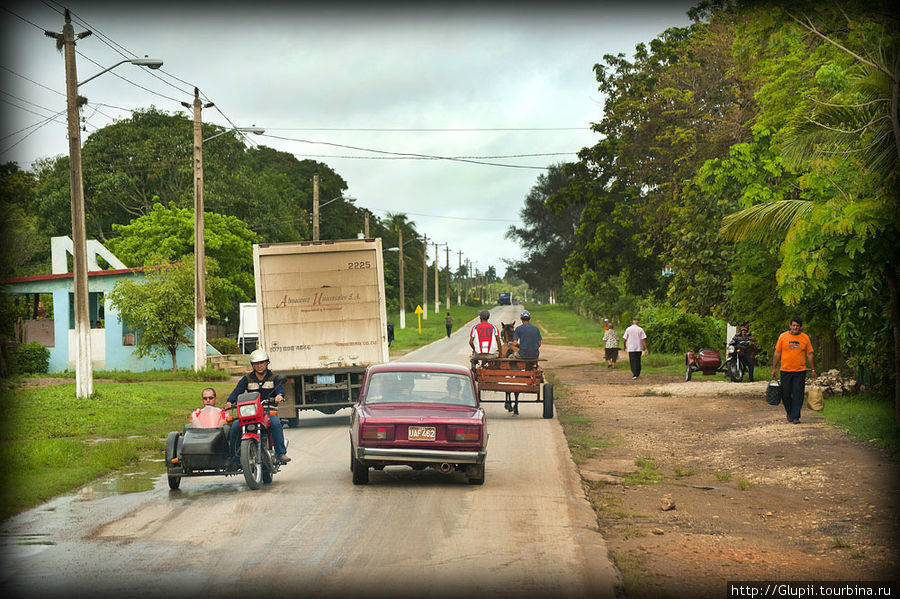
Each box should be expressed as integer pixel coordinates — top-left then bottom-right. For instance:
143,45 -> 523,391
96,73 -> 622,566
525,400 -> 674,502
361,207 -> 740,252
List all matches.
541,345 -> 899,599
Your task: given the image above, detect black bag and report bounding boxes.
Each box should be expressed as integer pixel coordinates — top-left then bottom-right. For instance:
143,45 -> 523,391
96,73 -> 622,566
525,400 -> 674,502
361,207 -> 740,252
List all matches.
766,379 -> 782,406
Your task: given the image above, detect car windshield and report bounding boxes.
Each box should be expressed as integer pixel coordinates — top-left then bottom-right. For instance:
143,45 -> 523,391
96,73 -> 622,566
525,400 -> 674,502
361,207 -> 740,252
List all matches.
364,372 -> 477,407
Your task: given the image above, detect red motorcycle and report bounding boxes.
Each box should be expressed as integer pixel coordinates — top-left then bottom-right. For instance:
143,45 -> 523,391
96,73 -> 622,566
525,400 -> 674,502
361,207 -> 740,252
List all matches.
685,341 -> 746,382
165,391 -> 283,491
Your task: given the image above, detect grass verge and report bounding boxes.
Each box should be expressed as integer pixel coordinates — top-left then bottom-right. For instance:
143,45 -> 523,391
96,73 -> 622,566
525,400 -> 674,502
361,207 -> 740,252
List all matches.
819,393 -> 898,457
388,305 -> 481,352
0,379 -> 236,520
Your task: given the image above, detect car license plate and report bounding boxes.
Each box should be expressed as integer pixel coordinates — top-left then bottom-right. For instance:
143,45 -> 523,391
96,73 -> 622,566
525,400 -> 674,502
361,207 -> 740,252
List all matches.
316,374 -> 335,384
408,426 -> 435,441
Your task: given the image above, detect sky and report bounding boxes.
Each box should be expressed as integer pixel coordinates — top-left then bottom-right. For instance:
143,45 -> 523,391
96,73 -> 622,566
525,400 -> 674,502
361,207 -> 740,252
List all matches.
1,1 -> 693,280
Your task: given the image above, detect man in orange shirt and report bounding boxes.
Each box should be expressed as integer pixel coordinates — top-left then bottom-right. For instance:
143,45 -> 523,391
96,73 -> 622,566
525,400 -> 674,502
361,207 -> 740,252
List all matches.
771,316 -> 817,424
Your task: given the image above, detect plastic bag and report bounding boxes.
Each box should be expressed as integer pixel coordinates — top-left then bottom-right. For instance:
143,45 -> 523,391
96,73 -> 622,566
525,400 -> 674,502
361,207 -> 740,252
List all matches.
807,385 -> 824,411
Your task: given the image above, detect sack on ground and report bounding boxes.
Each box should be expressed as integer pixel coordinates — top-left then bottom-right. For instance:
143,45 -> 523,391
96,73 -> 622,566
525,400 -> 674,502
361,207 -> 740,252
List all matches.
807,385 -> 824,411
766,380 -> 782,406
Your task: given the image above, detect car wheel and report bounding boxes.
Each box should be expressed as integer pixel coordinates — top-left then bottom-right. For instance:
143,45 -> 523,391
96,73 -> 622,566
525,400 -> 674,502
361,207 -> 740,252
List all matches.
467,462 -> 485,485
351,444 -> 369,485
542,383 -> 554,419
241,439 -> 263,490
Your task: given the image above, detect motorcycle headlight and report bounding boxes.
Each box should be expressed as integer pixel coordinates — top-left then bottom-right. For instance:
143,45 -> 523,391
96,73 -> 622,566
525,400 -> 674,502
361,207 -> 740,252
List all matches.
239,404 -> 258,418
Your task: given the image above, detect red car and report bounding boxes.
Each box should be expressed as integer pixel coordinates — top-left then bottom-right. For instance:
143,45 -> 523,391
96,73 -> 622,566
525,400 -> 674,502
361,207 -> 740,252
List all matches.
350,362 -> 488,485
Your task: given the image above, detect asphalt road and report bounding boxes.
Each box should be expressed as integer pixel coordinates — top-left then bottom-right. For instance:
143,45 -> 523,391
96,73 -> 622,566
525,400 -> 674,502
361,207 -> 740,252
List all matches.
0,304 -> 618,599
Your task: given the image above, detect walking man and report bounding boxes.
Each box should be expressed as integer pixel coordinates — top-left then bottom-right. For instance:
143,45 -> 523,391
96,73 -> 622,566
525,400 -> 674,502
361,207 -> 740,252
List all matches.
623,317 -> 648,379
771,316 -> 816,424
445,312 -> 453,338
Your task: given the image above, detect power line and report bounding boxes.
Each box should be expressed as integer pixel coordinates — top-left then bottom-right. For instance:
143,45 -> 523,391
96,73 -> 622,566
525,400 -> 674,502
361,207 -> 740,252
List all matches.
264,133 -> 551,170
268,127 -> 590,132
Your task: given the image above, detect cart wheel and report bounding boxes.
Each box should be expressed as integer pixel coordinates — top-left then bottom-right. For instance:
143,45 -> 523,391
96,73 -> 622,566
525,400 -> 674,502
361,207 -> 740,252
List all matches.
542,383 -> 554,419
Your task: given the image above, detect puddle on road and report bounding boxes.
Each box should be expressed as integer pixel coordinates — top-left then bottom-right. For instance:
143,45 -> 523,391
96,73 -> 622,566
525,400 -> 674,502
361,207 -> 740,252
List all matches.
74,458 -> 167,502
0,532 -> 56,560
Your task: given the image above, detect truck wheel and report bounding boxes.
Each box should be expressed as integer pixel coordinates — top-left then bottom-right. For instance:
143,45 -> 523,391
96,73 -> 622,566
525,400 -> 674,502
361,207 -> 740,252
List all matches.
542,384 -> 554,419
241,439 -> 263,490
351,444 -> 369,485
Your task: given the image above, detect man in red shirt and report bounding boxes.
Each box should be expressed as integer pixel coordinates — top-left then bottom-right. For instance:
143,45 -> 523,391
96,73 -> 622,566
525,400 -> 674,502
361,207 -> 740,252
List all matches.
469,310 -> 501,366
771,316 -> 817,424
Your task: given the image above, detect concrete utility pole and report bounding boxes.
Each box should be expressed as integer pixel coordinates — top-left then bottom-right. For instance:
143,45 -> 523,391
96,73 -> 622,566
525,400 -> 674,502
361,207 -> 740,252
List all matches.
433,242 -> 440,315
445,245 -> 451,310
422,233 -> 427,320
364,211 -> 370,238
398,227 -> 405,329
312,174 -> 320,241
54,11 -> 92,397
457,251 -> 462,306
182,87 -> 214,372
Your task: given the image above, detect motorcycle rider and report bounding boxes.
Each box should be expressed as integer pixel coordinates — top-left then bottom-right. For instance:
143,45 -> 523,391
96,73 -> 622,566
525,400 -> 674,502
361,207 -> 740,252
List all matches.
731,324 -> 757,382
224,349 -> 291,464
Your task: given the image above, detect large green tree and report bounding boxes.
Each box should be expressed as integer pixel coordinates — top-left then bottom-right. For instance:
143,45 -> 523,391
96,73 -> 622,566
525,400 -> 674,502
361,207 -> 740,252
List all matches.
106,202 -> 258,325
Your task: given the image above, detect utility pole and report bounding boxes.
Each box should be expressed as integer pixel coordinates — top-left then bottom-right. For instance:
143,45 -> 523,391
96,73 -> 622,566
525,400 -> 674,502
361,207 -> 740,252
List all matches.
52,10 -> 92,397
312,174 -> 320,241
181,87 -> 214,372
457,251 -> 462,306
422,233 -> 427,320
398,227 -> 405,329
433,242 -> 440,315
445,245 -> 450,310
364,210 -> 370,238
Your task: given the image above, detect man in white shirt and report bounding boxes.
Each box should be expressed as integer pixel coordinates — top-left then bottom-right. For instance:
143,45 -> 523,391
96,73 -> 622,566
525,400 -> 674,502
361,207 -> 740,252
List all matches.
622,317 -> 648,380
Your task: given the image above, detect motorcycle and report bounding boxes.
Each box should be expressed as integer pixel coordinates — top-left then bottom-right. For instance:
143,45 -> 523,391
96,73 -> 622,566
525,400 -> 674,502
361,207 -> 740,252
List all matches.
685,341 -> 746,383
165,391 -> 284,491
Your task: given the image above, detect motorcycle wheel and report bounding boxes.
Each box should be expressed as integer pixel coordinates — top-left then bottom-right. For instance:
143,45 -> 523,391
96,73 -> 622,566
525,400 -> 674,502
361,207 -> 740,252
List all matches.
685,365 -> 693,382
726,358 -> 744,383
240,439 -> 263,490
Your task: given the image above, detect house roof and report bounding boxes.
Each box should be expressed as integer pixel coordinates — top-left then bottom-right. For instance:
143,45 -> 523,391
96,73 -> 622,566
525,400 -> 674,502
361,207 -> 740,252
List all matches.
2,266 -> 147,285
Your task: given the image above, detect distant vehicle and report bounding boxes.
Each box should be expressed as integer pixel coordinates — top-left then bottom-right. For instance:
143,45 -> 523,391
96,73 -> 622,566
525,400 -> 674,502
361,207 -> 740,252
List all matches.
349,362 -> 488,485
498,292 -> 511,305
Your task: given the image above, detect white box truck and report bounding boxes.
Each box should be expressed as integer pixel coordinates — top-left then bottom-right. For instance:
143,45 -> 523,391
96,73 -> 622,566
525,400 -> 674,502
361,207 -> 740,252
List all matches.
253,238 -> 389,424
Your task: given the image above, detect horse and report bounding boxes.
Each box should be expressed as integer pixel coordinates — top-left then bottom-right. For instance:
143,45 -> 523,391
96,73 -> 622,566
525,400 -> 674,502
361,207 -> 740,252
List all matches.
499,321 -> 521,414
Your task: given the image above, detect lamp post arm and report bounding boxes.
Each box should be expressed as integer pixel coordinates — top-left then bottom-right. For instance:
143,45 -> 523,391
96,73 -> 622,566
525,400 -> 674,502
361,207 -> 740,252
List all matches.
77,59 -> 130,87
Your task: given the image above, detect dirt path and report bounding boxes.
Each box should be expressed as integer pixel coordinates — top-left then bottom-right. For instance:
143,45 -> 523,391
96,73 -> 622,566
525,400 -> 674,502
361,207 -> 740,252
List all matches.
541,345 -> 898,598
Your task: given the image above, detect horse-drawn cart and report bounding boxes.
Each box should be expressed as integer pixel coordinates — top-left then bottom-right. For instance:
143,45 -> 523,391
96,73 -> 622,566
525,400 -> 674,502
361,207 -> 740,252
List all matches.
472,357 -> 553,418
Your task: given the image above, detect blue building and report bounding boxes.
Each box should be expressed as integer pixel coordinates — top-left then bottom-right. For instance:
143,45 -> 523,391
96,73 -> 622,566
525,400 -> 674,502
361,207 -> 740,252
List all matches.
3,237 -> 219,372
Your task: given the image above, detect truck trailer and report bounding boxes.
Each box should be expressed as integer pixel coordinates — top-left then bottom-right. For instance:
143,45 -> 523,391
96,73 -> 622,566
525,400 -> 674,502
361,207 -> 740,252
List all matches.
253,239 -> 389,424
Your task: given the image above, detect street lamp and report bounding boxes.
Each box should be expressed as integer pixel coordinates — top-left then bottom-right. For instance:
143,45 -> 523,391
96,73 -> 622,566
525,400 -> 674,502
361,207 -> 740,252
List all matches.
49,9 -> 162,398
186,118 -> 265,372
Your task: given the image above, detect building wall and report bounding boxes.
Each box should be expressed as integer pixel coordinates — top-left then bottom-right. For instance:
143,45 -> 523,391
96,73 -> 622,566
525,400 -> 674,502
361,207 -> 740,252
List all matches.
8,272 -> 219,372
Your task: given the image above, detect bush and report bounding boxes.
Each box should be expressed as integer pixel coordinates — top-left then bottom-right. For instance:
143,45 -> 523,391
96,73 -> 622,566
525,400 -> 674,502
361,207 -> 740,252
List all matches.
638,304 -> 726,354
15,342 -> 50,375
209,337 -> 239,355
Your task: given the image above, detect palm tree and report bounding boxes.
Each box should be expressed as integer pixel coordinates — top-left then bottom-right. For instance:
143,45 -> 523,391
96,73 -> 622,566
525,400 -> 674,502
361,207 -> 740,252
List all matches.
721,8 -> 900,423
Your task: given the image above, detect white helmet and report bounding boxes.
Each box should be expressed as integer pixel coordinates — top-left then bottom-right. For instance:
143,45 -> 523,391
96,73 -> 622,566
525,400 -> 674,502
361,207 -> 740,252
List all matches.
249,349 -> 269,364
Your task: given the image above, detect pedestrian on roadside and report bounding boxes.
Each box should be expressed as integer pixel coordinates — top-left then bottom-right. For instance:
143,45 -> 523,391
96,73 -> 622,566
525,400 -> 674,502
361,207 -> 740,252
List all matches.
445,312 -> 453,338
771,316 -> 816,424
623,317 -> 648,379
603,321 -> 619,369
731,324 -> 757,381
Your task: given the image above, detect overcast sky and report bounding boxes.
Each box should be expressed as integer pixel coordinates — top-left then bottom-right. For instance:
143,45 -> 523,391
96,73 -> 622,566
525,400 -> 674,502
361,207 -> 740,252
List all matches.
1,1 -> 693,280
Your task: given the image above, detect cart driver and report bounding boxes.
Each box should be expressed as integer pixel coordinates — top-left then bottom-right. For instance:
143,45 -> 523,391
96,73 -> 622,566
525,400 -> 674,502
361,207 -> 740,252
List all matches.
225,349 -> 291,464
469,310 -> 501,369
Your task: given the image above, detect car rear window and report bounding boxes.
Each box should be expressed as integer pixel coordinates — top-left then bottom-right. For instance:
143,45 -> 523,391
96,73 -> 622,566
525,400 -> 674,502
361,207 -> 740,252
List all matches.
365,372 -> 476,407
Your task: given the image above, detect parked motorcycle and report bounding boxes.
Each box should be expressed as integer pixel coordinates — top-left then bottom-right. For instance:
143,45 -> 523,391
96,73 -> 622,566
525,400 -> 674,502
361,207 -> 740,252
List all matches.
165,391 -> 283,491
685,341 -> 745,382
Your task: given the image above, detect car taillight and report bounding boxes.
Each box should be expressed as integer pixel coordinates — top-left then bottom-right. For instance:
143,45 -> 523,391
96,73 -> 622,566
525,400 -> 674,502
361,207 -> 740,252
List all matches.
452,426 -> 480,441
361,424 -> 395,441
